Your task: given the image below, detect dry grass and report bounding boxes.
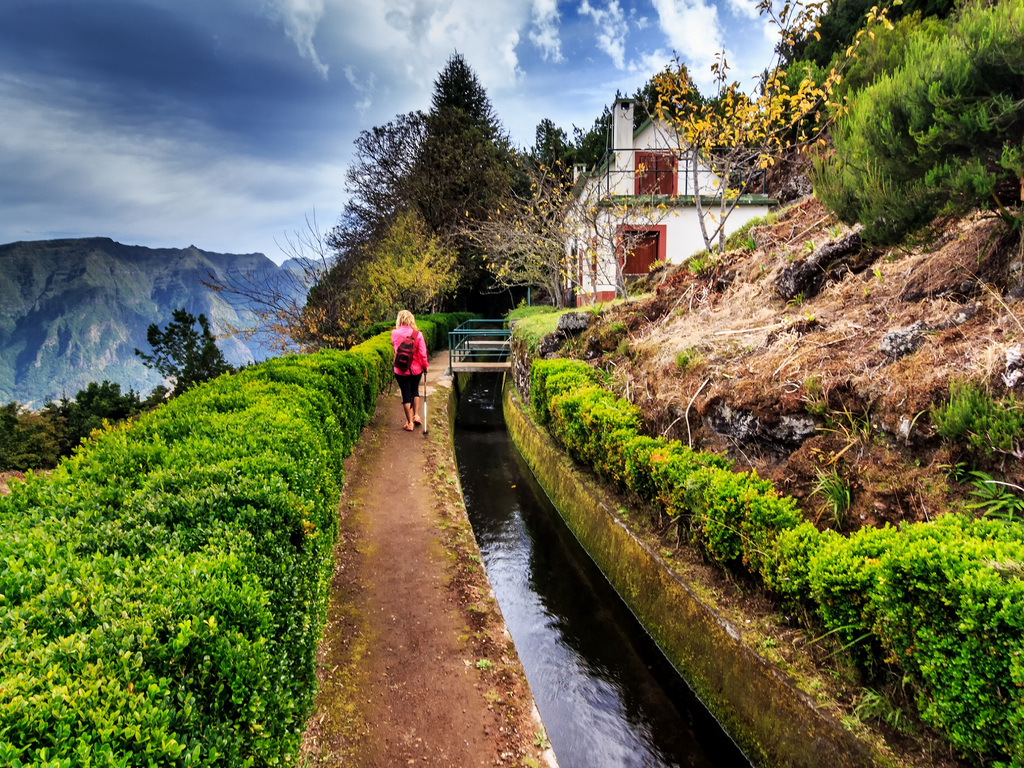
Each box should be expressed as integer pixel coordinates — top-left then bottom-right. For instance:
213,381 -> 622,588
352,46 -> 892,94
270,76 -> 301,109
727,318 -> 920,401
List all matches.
586,198 -> 1024,529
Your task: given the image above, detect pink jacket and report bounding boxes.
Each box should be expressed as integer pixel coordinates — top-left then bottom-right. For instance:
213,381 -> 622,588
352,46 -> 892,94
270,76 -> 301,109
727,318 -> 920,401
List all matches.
391,326 -> 429,376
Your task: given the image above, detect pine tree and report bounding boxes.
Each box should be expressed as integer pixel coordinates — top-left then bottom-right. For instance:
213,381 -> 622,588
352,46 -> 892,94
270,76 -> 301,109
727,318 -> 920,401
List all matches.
430,52 -> 500,134
816,0 -> 1024,243
135,309 -> 232,397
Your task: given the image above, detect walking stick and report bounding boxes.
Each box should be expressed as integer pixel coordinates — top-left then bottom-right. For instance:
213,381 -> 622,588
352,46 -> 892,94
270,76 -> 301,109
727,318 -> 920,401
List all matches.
422,375 -> 429,437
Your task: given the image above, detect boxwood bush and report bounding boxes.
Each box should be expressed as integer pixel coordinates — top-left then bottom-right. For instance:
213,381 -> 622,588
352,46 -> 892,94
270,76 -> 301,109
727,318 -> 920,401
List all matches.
528,357 -> 1024,767
530,359 -> 797,572
0,317 -> 464,767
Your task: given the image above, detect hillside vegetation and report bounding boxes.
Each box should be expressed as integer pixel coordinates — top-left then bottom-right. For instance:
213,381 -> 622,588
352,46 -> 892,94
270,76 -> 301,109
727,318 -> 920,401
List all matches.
517,195 -> 1023,766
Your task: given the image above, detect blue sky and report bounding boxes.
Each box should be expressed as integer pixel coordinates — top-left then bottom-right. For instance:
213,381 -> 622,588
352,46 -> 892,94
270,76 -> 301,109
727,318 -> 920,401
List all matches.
0,0 -> 779,263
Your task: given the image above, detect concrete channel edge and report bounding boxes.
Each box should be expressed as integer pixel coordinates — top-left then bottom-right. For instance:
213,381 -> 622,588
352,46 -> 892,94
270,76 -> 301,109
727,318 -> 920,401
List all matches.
501,381 -> 891,768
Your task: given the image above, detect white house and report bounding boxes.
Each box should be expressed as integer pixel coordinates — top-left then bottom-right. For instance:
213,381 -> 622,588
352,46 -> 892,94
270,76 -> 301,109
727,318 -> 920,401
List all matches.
568,98 -> 774,305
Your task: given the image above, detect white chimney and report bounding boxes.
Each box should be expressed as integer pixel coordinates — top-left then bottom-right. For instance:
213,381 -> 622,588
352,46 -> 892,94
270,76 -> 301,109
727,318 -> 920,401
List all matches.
612,98 -> 634,192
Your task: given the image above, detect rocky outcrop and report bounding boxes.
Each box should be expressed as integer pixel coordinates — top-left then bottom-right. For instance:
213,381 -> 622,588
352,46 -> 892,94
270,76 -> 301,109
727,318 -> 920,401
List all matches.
774,228 -> 866,302
706,400 -> 818,451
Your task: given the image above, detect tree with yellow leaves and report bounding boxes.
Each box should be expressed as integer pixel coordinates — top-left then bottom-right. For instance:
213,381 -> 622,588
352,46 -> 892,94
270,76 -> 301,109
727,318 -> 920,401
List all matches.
653,0 -> 894,253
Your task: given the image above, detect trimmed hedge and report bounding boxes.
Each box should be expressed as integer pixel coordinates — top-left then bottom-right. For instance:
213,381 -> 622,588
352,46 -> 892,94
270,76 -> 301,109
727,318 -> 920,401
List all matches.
870,516 -> 1024,762
0,316 -> 466,767
529,357 -> 1024,767
531,359 -> 793,573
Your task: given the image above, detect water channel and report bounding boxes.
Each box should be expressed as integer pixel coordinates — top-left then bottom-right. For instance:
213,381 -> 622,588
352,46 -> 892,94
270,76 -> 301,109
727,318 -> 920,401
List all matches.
453,374 -> 753,768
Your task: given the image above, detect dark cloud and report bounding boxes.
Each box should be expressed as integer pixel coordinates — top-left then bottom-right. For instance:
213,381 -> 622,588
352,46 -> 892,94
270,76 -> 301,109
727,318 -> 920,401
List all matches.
0,0 -> 333,156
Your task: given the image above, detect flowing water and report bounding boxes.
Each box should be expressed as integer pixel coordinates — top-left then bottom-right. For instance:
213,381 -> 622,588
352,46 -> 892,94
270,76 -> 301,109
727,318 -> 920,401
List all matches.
454,374 -> 753,768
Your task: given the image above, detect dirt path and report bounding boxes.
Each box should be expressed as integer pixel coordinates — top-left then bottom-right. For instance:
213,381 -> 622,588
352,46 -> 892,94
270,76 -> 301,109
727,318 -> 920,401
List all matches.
301,354 -> 554,767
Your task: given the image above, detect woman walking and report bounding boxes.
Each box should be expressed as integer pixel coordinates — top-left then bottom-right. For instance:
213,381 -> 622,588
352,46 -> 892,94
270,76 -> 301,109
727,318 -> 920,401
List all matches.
391,310 -> 429,431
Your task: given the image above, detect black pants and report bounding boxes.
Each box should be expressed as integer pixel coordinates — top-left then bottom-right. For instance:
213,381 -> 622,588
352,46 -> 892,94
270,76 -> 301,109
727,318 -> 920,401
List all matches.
395,373 -> 421,405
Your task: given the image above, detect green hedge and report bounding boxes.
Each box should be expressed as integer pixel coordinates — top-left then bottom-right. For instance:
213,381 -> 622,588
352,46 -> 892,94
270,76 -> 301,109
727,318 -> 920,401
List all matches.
870,516 -> 1024,762
531,359 -> 793,572
0,319 -> 460,767
529,357 -> 1024,767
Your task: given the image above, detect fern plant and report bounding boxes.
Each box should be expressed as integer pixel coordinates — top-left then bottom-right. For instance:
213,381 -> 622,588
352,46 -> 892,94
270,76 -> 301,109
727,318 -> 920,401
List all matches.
966,471 -> 1024,521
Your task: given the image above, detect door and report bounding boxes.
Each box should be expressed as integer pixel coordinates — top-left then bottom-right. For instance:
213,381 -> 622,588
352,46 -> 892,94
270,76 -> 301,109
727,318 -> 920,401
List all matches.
623,231 -> 660,275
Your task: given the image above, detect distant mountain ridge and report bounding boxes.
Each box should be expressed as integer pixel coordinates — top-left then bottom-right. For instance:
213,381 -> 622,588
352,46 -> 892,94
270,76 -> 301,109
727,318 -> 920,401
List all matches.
0,237 -> 300,407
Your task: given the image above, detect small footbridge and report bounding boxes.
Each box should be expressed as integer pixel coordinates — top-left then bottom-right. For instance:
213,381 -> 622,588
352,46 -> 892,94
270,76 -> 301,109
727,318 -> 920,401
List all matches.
447,319 -> 512,373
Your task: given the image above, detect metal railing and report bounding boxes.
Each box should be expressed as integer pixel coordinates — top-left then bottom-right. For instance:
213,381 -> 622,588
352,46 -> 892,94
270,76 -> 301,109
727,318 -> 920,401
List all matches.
448,319 -> 512,372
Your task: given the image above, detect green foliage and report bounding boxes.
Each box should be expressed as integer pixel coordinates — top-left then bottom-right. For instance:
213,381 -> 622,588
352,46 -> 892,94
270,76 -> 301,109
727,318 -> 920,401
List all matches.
529,356 -> 1024,763
966,471 -> 1024,521
808,524 -> 903,661
530,354 -> 1024,764
831,13 -> 948,99
529,359 -> 602,425
933,379 -> 1024,460
812,467 -> 852,529
0,325 -> 430,765
816,0 -> 1024,243
761,522 -> 832,605
43,381 -> 143,458
674,347 -> 704,373
135,309 -> 232,397
513,309 -> 568,354
322,54 -> 516,322
789,0 -> 956,69
853,689 -> 913,735
506,304 -> 558,321
723,211 -> 777,251
684,251 -> 717,276
530,358 -> 793,578
0,402 -> 60,471
359,312 -> 477,345
430,52 -> 500,133
348,210 -> 458,323
686,466 -> 801,575
870,515 -> 1024,761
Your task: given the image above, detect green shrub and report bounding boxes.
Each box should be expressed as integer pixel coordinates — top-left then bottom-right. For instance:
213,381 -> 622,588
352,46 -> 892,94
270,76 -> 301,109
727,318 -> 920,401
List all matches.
933,379 -> 1024,460
548,387 -> 621,465
529,359 -> 602,425
815,0 -> 1024,243
530,360 -> 790,574
359,311 -> 476,343
872,515 -> 1024,762
808,524 -> 904,663
762,522 -> 831,605
649,443 -> 732,522
685,466 -> 799,574
528,359 -> 1024,764
0,328 -> 432,766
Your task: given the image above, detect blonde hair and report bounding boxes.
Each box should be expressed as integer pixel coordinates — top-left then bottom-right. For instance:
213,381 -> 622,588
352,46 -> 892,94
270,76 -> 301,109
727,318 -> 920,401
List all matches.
395,309 -> 417,330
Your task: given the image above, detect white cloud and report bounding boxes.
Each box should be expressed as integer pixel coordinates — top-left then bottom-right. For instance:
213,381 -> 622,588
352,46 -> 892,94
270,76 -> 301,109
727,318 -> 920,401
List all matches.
344,65 -> 377,116
724,0 -> 761,21
263,0 -> 330,78
530,0 -> 564,63
579,0 -> 628,70
628,48 -> 674,79
650,0 -> 725,87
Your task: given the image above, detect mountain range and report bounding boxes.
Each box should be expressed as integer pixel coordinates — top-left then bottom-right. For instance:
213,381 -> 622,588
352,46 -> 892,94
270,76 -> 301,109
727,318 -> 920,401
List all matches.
0,238 -> 306,408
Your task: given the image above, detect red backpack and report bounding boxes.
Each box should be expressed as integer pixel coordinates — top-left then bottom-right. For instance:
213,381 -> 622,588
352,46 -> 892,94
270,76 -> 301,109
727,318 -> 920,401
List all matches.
394,332 -> 418,374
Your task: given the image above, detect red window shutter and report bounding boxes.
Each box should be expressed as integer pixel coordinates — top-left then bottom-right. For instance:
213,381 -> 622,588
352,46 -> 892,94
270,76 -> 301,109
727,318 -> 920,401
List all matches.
635,152 -> 676,195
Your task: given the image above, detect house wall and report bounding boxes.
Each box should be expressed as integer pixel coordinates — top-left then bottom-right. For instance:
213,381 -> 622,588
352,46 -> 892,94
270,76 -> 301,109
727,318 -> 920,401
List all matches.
603,114 -> 719,197
572,201 -> 771,306
569,98 -> 772,306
